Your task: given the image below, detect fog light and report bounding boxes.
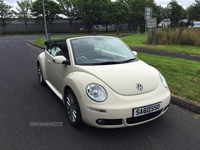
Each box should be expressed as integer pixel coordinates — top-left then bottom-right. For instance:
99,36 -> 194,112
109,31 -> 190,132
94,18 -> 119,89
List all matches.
96,119 -> 123,125
96,119 -> 105,125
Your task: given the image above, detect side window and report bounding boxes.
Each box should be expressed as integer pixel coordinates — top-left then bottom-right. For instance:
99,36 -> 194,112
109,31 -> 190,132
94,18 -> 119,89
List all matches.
49,46 -> 63,57
47,47 -> 52,54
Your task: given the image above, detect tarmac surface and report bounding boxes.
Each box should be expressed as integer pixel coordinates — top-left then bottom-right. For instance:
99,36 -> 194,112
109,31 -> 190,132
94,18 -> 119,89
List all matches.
131,47 -> 200,114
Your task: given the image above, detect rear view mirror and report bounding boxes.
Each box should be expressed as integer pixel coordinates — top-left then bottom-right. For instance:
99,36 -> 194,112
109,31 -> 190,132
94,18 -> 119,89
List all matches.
53,56 -> 69,65
132,51 -> 137,56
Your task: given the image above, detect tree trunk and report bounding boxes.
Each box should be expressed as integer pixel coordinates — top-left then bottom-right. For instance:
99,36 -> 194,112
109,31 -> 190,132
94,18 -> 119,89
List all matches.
93,23 -> 96,35
3,26 -> 7,34
50,23 -> 52,33
105,22 -> 108,32
128,22 -> 132,32
116,23 -> 119,35
87,22 -> 91,33
69,20 -> 73,32
25,23 -> 28,34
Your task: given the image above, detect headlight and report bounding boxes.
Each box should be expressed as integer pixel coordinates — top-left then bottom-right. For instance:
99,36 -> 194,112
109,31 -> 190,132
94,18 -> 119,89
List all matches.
159,73 -> 168,88
86,83 -> 107,102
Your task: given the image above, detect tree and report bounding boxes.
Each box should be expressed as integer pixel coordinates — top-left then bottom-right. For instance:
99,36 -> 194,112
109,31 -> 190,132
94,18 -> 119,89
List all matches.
102,1 -> 113,32
164,0 -> 187,45
31,0 -> 61,32
127,0 -> 147,33
12,0 -> 32,34
155,5 -> 165,24
188,0 -> 200,21
74,0 -> 109,35
110,0 -> 129,35
0,0 -> 13,34
165,0 -> 184,27
146,0 -> 163,26
56,0 -> 78,32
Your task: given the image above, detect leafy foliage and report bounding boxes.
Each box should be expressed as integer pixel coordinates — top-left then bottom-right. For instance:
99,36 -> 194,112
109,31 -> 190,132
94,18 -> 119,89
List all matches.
165,0 -> 184,27
127,0 -> 157,33
1,0 -> 200,35
188,0 -> 200,21
12,0 -> 32,34
110,0 -> 129,35
0,0 -> 13,34
73,0 -> 109,34
31,0 -> 61,27
56,0 -> 79,32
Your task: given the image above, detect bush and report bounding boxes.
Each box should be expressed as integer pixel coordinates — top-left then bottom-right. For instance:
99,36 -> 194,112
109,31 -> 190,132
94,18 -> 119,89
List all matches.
149,28 -> 200,47
195,39 -> 200,47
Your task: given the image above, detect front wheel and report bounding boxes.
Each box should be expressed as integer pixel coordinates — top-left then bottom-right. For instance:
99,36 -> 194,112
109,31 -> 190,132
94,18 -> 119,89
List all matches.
65,89 -> 83,127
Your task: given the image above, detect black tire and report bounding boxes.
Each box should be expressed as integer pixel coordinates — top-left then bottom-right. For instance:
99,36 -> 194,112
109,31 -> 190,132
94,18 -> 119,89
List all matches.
37,64 -> 46,86
65,89 -> 83,127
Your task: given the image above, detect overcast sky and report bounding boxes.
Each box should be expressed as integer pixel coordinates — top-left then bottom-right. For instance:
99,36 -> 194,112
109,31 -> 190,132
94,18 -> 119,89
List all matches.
155,0 -> 196,8
4,0 -> 197,10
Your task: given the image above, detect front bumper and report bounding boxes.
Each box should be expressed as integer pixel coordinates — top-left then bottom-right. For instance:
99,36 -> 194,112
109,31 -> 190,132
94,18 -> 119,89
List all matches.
78,86 -> 171,128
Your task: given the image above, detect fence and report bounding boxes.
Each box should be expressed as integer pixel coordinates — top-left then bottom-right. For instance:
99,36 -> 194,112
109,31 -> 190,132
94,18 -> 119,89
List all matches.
0,19 -> 80,34
0,18 -> 132,34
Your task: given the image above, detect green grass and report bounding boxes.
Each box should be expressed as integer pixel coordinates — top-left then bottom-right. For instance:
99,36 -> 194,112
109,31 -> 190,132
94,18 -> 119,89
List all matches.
121,34 -> 148,47
121,34 -> 200,56
33,33 -> 200,104
138,53 -> 200,103
34,37 -> 46,47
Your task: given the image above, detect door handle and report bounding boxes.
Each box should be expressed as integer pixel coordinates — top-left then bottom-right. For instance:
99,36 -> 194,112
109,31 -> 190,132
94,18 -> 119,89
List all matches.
47,59 -> 51,63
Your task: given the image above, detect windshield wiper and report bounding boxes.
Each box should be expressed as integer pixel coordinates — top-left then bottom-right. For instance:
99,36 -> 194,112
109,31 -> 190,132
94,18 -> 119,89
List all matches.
90,61 -> 121,65
88,58 -> 138,66
119,58 -> 138,63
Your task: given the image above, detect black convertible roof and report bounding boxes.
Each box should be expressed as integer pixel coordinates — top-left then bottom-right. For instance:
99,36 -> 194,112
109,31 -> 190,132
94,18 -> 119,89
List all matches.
44,39 -> 67,46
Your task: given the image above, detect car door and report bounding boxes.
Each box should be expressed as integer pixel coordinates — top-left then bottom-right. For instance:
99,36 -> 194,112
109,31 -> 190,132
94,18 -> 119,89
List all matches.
45,45 -> 71,93
45,47 -> 55,85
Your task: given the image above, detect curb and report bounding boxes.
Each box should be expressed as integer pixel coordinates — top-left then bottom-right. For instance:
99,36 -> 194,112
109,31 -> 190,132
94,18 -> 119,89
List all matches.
30,41 -> 200,114
171,96 -> 200,114
29,40 -> 45,50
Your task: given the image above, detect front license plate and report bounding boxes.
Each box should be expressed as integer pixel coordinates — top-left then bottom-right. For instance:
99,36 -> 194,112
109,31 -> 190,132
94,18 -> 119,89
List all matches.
133,102 -> 162,117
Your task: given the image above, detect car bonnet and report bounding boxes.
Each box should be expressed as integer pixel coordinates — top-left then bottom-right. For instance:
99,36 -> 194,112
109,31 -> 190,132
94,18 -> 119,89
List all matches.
79,60 -> 159,96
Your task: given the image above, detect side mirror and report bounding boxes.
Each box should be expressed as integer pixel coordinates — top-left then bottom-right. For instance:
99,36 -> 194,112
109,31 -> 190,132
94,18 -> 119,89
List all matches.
132,51 -> 137,56
53,56 -> 70,65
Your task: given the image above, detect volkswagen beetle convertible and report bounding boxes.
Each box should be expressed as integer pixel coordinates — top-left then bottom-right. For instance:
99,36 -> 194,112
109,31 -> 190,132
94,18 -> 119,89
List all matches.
37,36 -> 171,128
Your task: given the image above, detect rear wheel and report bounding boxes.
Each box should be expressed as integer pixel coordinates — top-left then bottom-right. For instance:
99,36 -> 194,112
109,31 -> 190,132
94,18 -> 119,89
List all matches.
37,64 -> 45,86
65,89 -> 83,127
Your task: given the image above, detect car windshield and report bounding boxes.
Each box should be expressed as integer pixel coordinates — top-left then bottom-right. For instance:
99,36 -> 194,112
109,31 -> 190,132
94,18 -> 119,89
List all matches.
70,36 -> 137,65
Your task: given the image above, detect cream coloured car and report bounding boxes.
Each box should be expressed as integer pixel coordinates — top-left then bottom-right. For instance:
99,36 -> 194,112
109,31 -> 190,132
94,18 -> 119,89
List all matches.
37,36 -> 171,128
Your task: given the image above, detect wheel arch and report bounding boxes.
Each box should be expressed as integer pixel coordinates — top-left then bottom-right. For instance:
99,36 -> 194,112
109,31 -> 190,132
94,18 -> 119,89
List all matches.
63,86 -> 72,105
61,71 -> 107,125
62,75 -> 88,123
62,80 -> 83,107
37,52 -> 47,81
